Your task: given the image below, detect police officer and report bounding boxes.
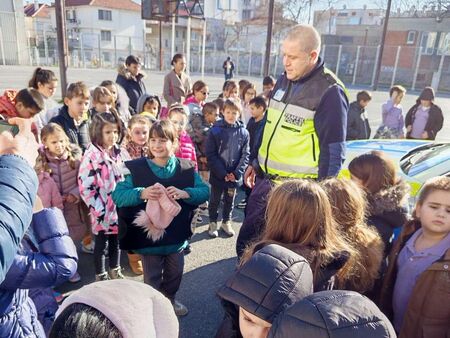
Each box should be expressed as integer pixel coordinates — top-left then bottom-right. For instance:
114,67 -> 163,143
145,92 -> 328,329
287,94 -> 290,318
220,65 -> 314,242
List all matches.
236,24 -> 349,257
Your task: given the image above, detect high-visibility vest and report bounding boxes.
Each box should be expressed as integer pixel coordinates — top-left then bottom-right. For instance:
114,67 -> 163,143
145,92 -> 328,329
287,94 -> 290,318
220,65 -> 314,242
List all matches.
258,67 -> 347,179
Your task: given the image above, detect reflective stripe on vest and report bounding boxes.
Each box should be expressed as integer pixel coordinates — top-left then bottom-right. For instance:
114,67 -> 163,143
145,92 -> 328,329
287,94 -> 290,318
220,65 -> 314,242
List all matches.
258,100 -> 320,179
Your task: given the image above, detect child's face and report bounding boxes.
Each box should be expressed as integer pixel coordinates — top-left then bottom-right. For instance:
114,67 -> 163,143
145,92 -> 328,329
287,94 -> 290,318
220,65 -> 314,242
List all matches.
44,132 -> 67,157
415,190 -> 450,236
420,99 -> 432,108
263,84 -> 274,97
205,109 -> 219,125
94,95 -> 113,114
249,104 -> 264,119
65,96 -> 90,122
239,307 -> 271,338
149,134 -> 174,160
105,85 -> 118,103
359,100 -> 370,109
15,102 -> 39,118
225,87 -> 239,99
169,112 -> 187,136
38,80 -> 58,98
129,123 -> 149,146
101,123 -> 119,149
143,100 -> 159,117
223,107 -> 240,124
244,89 -> 256,103
391,91 -> 404,105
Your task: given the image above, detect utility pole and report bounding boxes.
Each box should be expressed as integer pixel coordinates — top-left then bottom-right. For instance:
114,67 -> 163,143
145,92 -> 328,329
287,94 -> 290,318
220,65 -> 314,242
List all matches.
263,0 -> 275,77
55,0 -> 68,97
372,0 -> 392,91
159,21 -> 163,71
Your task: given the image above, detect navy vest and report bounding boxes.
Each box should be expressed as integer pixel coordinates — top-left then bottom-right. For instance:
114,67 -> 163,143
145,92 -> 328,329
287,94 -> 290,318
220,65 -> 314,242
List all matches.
117,158 -> 196,250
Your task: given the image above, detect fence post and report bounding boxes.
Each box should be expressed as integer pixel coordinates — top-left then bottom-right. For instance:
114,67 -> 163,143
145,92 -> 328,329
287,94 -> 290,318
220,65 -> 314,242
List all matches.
98,34 -> 102,68
391,46 -> 401,87
128,36 -> 132,56
186,16 -> 191,75
411,48 -> 422,91
114,35 -> 117,66
201,19 -> 206,79
171,16 -> 176,60
352,45 -> 360,85
335,45 -> 342,77
321,44 -> 326,62
236,43 -> 240,76
213,42 -> 216,74
80,33 -> 85,68
260,46 -> 265,77
433,52 -> 446,91
371,45 -> 381,87
248,42 -> 252,77
273,51 -> 278,76
0,27 -> 6,66
27,31 -> 33,65
43,29 -> 49,66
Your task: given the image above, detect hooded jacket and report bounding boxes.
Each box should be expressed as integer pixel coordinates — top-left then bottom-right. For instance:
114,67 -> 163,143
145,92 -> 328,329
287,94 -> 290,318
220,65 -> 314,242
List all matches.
206,119 -> 250,188
215,244 -> 314,338
268,290 -> 396,338
0,208 -> 78,338
347,101 -> 371,140
366,180 -> 410,253
136,93 -> 162,117
405,100 -> 444,140
37,171 -> 64,209
116,64 -> 147,113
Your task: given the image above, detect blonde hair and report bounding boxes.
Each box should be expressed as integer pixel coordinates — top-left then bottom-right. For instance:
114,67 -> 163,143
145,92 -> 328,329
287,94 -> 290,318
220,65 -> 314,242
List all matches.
40,123 -> 78,170
321,178 -> 384,293
92,86 -> 114,104
126,115 -> 152,145
242,180 -> 355,282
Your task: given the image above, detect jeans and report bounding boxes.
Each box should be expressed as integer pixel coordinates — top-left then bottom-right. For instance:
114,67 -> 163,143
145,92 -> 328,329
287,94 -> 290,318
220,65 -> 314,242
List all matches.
141,251 -> 184,302
93,231 -> 120,274
209,184 -> 237,223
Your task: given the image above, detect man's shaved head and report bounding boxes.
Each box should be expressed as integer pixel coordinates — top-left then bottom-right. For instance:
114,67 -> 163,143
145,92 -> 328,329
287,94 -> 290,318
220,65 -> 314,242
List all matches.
285,24 -> 321,55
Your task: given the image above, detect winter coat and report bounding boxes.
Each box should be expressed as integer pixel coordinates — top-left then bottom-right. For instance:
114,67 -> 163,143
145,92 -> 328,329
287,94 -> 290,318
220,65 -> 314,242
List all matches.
187,112 -> 211,171
346,101 -> 371,140
183,96 -> 203,116
44,145 -> 87,241
79,144 -> 124,235
206,119 -> 250,188
115,64 -> 147,113
33,97 -> 60,131
136,93 -> 161,117
379,220 -> 450,338
49,105 -> 91,152
175,130 -> 198,171
0,155 -> 38,284
0,89 -> 19,119
268,290 -> 396,338
216,244 -> 314,338
121,141 -> 150,161
37,171 -> 64,209
0,208 -> 78,338
163,70 -> 192,107
115,84 -> 133,125
366,180 -> 410,254
405,101 -> 444,140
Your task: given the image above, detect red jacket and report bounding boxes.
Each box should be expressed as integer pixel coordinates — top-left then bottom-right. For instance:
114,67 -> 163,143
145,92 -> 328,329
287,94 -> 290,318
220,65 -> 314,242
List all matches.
0,90 -> 19,119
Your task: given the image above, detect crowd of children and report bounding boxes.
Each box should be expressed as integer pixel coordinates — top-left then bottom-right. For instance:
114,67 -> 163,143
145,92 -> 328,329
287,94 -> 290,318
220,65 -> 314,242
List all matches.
0,60 -> 448,338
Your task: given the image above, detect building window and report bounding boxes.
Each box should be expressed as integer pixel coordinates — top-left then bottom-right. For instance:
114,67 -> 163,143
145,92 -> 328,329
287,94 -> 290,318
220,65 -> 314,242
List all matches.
407,31 -> 416,45
101,30 -> 112,42
242,9 -> 251,20
183,30 -> 186,39
98,9 -> 112,21
243,0 -> 251,5
421,32 -> 437,54
165,39 -> 168,48
176,30 -> 179,38
337,12 -> 348,17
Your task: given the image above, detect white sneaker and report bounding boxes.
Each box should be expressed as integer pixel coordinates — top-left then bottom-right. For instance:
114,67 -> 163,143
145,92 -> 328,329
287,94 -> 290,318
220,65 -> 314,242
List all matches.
222,221 -> 235,237
208,222 -> 219,238
173,300 -> 188,316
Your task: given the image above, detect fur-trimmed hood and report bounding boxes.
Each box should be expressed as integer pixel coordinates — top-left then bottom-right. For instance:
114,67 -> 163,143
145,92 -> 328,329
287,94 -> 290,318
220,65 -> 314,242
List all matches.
366,180 -> 410,216
117,64 -> 146,81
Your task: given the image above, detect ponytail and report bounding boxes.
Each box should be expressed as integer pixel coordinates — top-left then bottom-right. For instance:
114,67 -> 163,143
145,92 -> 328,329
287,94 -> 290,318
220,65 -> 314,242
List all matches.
29,67 -> 58,89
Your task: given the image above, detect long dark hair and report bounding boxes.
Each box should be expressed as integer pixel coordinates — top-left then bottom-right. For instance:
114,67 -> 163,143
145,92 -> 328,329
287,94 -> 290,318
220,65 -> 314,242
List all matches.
171,53 -> 184,66
89,112 -> 123,147
29,67 -> 57,89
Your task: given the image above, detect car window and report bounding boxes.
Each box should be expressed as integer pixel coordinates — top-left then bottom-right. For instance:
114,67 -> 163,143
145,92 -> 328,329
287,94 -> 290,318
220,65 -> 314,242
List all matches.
401,144 -> 450,175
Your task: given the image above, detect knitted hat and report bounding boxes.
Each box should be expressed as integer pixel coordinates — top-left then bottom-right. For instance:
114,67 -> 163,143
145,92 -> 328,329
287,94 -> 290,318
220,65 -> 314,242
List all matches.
55,280 -> 178,338
419,86 -> 435,101
268,290 -> 396,338
134,183 -> 181,241
217,244 -> 313,323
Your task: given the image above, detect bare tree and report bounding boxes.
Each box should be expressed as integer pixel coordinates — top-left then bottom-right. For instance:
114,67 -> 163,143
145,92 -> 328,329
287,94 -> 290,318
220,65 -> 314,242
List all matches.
280,0 -> 314,23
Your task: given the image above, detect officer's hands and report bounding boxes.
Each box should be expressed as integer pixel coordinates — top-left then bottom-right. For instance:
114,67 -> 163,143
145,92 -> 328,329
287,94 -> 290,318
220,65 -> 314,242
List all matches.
244,166 -> 256,188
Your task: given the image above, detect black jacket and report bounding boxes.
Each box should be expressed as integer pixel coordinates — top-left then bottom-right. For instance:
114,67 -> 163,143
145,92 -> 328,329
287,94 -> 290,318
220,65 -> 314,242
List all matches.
268,290 -> 396,338
216,244 -> 313,338
405,101 -> 443,140
49,105 -> 90,152
346,101 -> 371,140
115,65 -> 147,113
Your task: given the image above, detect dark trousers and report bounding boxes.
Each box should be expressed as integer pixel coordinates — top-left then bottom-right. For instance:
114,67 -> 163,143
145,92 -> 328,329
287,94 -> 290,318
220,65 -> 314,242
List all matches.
94,231 -> 120,275
236,177 -> 274,258
141,251 -> 184,302
209,184 -> 237,223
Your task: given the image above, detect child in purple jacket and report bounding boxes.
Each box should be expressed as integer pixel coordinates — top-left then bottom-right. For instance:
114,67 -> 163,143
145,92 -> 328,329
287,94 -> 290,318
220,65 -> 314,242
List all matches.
375,85 -> 406,139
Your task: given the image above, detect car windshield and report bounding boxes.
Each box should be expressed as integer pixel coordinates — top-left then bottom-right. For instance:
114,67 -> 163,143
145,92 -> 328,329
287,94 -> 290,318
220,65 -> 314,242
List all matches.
400,143 -> 450,175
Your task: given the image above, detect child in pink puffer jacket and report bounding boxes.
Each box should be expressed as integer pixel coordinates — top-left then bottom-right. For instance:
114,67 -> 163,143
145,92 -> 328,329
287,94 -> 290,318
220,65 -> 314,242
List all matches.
35,153 -> 64,210
168,103 -> 198,170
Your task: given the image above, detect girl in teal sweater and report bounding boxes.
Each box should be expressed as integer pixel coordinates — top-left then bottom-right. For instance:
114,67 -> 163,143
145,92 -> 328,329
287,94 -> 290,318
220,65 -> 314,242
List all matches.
112,120 -> 209,316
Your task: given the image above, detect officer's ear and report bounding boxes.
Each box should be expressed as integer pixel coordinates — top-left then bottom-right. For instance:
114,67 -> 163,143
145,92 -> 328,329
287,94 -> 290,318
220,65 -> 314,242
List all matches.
309,50 -> 319,63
